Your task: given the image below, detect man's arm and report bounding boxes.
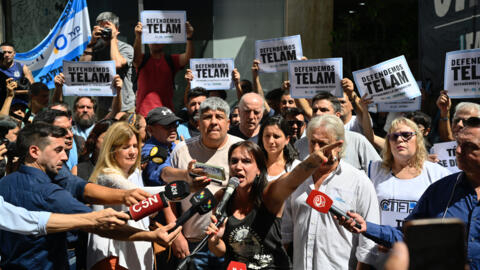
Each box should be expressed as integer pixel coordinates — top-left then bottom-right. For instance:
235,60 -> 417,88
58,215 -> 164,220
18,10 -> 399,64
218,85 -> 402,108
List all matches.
178,21 -> 194,68
103,75 -> 122,119
437,90 -> 454,141
52,73 -> 65,103
80,25 -> 102,62
22,64 -> 34,84
0,78 -> 16,116
83,182 -> 150,206
107,21 -> 128,69
183,69 -> 193,106
133,21 -> 144,68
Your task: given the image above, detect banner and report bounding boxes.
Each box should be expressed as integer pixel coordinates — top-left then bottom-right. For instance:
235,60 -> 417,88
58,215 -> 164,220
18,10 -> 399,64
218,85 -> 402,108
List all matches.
190,58 -> 234,90
288,58 -> 342,98
63,60 -> 116,96
255,35 -> 303,73
431,141 -> 460,173
14,0 -> 91,88
352,56 -> 420,103
444,49 -> 480,98
140,10 -> 186,44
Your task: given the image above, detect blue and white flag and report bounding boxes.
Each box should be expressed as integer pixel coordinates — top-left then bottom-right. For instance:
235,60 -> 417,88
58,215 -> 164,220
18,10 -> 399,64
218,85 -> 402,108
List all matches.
15,0 -> 91,88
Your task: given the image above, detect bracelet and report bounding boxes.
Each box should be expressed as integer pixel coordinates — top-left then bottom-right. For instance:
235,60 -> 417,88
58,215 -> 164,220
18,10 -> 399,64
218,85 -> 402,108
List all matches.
83,50 -> 93,55
187,37 -> 193,41
440,117 -> 449,121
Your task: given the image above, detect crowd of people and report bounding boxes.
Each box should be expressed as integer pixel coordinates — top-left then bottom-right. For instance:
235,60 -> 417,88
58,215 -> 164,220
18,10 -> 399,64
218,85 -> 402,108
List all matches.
0,10 -> 479,270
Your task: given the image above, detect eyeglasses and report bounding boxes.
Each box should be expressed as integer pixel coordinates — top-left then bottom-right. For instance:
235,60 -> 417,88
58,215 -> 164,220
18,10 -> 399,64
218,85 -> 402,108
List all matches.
464,116 -> 480,127
287,120 -> 304,127
387,131 -> 416,142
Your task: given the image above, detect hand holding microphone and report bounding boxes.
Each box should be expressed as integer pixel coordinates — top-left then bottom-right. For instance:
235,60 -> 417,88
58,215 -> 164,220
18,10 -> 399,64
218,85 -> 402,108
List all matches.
126,181 -> 190,221
306,190 -> 364,231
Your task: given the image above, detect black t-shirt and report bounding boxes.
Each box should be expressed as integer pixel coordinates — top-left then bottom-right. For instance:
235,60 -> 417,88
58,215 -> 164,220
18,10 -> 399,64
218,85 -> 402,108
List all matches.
228,125 -> 258,144
222,203 -> 292,269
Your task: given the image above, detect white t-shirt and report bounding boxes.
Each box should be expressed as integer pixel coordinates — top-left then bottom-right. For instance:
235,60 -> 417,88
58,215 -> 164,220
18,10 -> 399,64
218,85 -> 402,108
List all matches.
368,160 -> 451,227
266,159 -> 301,182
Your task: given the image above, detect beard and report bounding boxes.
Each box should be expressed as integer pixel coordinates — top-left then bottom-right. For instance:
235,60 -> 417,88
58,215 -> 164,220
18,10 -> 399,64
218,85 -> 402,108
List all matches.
74,113 -> 96,129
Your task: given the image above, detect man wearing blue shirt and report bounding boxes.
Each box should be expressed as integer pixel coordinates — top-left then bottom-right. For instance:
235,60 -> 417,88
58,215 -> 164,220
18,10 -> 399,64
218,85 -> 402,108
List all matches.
339,117 -> 480,269
0,122 -> 181,269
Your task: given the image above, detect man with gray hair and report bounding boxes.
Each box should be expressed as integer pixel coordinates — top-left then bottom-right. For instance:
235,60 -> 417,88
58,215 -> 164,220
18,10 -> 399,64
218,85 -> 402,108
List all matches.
282,115 -> 380,270
228,92 -> 265,143
166,97 -> 243,269
80,11 -> 135,118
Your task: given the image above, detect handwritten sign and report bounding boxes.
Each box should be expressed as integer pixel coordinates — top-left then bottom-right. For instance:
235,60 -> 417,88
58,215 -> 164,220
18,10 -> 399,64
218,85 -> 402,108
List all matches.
353,56 -> 420,103
255,35 -> 303,73
190,58 -> 234,90
288,58 -> 343,98
431,141 -> 460,173
140,10 -> 186,44
444,49 -> 480,98
63,60 -> 116,96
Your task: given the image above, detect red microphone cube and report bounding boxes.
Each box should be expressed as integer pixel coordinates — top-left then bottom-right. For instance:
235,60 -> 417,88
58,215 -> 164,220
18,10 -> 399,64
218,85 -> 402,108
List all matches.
306,190 -> 333,213
227,261 -> 247,270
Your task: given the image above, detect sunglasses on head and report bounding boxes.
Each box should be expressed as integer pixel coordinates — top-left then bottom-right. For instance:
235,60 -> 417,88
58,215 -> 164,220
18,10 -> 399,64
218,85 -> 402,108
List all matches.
287,120 -> 304,127
387,131 -> 416,141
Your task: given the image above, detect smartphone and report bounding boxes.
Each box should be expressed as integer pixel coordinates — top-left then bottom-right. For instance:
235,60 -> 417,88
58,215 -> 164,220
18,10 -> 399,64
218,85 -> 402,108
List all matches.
193,162 -> 226,185
404,218 -> 466,270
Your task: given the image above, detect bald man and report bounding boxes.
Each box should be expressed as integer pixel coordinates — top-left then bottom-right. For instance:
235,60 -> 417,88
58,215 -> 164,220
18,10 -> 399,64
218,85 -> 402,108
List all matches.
228,92 -> 265,143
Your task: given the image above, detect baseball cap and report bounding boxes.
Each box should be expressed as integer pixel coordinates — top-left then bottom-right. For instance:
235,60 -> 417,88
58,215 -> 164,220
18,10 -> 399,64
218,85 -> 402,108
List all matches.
146,107 -> 181,126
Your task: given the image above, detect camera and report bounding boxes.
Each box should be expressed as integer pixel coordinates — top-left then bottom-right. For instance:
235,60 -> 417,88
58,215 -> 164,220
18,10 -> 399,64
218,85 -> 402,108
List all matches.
100,28 -> 112,39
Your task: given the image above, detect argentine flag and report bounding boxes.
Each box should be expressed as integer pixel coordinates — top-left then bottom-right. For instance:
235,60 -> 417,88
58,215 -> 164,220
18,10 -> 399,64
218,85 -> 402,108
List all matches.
15,0 -> 91,88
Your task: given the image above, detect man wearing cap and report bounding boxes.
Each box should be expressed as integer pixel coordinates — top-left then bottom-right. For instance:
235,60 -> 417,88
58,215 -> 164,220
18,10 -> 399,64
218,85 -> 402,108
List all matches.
142,107 -> 181,187
80,11 -> 135,118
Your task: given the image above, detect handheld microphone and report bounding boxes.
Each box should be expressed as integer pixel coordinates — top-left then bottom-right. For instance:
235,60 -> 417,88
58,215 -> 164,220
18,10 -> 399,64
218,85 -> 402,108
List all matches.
306,190 -> 361,230
215,177 -> 240,217
127,181 -> 190,221
141,146 -> 168,164
227,261 -> 247,270
170,188 -> 216,232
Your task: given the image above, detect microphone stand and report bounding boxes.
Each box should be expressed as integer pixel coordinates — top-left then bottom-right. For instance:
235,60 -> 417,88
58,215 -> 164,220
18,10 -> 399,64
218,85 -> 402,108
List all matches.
176,214 -> 227,270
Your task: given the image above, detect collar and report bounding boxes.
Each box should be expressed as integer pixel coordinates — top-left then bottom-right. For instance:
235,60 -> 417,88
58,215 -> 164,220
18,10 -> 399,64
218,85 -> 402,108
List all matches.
145,137 -> 174,151
18,165 -> 52,184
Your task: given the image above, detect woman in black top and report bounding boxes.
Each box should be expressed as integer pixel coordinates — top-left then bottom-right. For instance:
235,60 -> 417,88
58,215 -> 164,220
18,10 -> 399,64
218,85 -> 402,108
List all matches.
206,139 -> 343,269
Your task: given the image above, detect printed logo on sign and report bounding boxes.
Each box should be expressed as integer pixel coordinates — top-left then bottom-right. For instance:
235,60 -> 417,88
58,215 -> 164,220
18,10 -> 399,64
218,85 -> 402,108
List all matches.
313,195 -> 326,208
54,34 -> 68,54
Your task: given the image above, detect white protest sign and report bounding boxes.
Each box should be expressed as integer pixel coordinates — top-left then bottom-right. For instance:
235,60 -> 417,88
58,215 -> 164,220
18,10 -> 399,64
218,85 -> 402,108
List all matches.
352,56 -> 421,103
190,58 -> 234,90
444,48 -> 480,98
140,10 -> 186,44
431,141 -> 460,173
288,58 -> 343,98
255,35 -> 303,73
63,60 -> 116,96
376,96 -> 421,112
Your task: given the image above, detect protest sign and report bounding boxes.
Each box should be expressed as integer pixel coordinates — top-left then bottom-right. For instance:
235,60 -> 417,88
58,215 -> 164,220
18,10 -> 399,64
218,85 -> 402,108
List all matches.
431,141 -> 460,173
255,35 -> 303,73
376,96 -> 421,112
444,48 -> 480,98
63,60 -> 116,96
352,56 -> 421,103
288,58 -> 343,98
190,58 -> 234,90
140,10 -> 186,44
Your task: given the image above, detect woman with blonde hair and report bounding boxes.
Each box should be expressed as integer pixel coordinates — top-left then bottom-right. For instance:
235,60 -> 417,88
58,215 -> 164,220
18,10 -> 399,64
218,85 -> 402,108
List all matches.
87,121 -> 168,270
367,117 -> 451,265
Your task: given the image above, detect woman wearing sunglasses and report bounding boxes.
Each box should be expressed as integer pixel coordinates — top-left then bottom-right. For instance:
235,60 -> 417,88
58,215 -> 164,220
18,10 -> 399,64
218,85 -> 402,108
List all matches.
257,115 -> 301,181
367,117 -> 450,265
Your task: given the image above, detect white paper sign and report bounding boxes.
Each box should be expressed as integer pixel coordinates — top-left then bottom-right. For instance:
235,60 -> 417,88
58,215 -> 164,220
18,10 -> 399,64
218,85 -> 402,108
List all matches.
255,35 -> 303,73
140,10 -> 186,44
444,48 -> 480,98
190,58 -> 234,90
63,60 -> 116,96
288,58 -> 343,98
352,56 -> 421,103
431,141 -> 460,173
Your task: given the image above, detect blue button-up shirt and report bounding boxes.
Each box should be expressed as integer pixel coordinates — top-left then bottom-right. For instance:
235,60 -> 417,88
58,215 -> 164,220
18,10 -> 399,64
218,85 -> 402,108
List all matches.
142,137 -> 175,186
0,165 -> 92,269
365,172 -> 480,269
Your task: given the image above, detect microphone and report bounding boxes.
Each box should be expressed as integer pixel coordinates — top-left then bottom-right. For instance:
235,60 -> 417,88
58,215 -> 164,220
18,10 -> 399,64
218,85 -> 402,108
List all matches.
127,181 -> 190,221
227,261 -> 247,270
215,177 -> 240,217
306,190 -> 361,230
170,188 -> 216,232
141,146 -> 168,164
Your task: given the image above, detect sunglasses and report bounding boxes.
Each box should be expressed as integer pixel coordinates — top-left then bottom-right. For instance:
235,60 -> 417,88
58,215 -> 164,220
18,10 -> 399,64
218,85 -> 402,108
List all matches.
464,116 -> 480,127
387,131 -> 416,141
287,120 -> 304,127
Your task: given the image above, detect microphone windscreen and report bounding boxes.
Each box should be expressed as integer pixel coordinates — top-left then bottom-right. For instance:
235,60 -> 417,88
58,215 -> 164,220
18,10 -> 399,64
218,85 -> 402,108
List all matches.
164,180 -> 190,201
306,190 -> 333,214
228,177 -> 240,188
190,188 -> 214,206
128,193 -> 168,221
227,261 -> 247,270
